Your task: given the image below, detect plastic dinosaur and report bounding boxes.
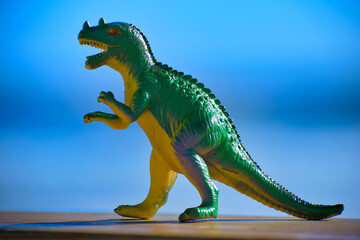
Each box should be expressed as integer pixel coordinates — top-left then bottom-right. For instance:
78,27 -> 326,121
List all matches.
78,18 -> 344,222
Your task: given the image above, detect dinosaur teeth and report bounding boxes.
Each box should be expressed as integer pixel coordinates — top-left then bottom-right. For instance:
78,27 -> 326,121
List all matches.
79,37 -> 110,66
85,49 -> 108,63
79,38 -> 108,50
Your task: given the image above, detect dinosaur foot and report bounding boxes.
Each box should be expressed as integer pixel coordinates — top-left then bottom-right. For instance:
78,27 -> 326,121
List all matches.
179,205 -> 217,222
98,91 -> 115,104
84,113 -> 95,123
84,111 -> 104,123
114,204 -> 157,219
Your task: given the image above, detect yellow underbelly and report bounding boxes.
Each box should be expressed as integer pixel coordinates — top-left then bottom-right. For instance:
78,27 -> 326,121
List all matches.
137,110 -> 182,173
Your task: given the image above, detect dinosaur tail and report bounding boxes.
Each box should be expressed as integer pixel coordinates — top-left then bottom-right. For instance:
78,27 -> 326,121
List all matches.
222,159 -> 344,220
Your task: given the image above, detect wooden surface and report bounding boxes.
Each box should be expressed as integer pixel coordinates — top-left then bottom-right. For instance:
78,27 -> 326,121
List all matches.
0,212 -> 359,240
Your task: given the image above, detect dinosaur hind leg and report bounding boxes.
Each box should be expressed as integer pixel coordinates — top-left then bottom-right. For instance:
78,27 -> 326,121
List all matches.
174,146 -> 219,222
115,149 -> 177,219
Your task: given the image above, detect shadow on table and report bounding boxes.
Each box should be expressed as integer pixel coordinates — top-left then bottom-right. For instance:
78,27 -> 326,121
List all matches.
0,216 -> 305,230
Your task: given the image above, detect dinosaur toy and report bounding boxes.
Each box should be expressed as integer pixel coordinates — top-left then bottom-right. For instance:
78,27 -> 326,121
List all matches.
78,18 -> 344,222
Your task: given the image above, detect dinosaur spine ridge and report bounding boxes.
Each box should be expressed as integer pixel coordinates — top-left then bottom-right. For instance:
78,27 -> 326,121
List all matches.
129,24 -> 157,64
154,61 -> 262,170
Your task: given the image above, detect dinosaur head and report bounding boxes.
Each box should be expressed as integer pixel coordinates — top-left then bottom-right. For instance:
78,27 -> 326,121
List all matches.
78,18 -> 155,70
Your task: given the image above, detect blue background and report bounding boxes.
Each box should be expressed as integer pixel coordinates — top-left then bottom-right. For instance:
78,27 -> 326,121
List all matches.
0,0 -> 359,218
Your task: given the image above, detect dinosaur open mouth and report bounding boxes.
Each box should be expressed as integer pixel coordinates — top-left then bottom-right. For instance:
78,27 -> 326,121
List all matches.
79,38 -> 109,68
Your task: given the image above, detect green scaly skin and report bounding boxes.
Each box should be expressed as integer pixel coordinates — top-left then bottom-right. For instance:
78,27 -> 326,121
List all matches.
78,19 -> 344,222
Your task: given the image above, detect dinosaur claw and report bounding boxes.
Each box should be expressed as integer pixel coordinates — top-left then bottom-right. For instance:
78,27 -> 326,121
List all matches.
84,114 -> 93,123
98,91 -> 114,103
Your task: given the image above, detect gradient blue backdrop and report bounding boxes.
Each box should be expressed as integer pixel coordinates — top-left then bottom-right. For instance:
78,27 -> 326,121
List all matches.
0,0 -> 359,218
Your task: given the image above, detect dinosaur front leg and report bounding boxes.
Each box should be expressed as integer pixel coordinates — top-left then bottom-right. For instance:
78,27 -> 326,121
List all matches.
114,149 -> 177,219
175,147 -> 219,222
84,111 -> 125,130
97,91 -> 134,129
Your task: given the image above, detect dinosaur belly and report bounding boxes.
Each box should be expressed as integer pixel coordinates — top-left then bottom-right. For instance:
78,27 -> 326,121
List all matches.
137,110 -> 182,173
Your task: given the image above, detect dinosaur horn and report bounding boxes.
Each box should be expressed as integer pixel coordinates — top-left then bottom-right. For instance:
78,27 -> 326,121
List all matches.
99,18 -> 106,26
83,21 -> 90,30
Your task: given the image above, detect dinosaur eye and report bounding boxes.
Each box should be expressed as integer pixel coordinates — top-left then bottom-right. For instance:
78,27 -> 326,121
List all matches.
110,29 -> 120,35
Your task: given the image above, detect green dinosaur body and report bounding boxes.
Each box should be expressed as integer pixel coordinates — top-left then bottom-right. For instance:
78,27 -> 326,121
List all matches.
78,19 -> 344,222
